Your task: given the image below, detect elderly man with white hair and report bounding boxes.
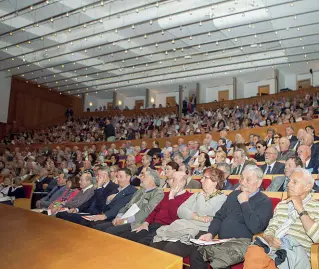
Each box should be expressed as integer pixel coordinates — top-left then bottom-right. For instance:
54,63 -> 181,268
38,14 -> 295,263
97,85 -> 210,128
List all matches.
188,165 -> 273,269
118,171 -> 192,245
244,168 -> 319,267
93,167 -> 164,236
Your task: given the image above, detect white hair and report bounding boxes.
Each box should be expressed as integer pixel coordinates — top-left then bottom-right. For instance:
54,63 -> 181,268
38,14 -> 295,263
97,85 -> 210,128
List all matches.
243,165 -> 264,182
293,168 -> 314,186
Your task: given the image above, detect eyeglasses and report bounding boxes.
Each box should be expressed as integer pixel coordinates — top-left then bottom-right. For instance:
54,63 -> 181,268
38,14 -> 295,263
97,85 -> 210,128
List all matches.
274,136 -> 280,139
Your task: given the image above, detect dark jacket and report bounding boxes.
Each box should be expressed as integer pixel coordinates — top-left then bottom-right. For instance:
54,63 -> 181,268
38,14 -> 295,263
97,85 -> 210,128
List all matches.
222,180 -> 234,190
289,135 -> 298,143
104,124 -> 115,138
306,157 -> 319,174
77,181 -> 118,214
102,185 -> 137,220
208,190 -> 273,239
8,186 -> 25,199
260,162 -> 285,174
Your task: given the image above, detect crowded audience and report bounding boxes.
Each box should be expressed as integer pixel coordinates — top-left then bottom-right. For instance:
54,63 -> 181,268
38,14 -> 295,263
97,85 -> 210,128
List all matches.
1,89 -> 319,269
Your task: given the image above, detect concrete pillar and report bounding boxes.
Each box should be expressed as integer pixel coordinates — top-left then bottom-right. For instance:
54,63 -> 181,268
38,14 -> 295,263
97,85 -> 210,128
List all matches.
196,83 -> 200,105
112,90 -> 117,108
274,69 -> 279,93
179,85 -> 183,117
233,77 -> 237,99
146,88 -> 150,108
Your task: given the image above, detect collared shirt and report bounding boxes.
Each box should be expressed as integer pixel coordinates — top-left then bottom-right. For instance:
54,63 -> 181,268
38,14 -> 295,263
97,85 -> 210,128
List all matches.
144,187 -> 156,193
248,188 -> 260,198
305,158 -> 311,168
97,181 -> 109,190
82,184 -> 93,193
264,162 -> 275,174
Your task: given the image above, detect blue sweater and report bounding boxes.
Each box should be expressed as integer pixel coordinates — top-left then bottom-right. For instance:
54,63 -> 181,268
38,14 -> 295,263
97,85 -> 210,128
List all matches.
208,190 -> 273,240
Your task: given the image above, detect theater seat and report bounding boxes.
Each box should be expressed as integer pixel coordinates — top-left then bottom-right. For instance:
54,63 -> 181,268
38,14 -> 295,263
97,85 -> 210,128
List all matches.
14,183 -> 34,210
261,178 -> 272,190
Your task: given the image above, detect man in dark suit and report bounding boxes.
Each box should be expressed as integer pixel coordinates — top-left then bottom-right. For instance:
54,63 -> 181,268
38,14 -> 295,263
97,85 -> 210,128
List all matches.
266,156 -> 303,192
277,137 -> 296,161
56,166 -> 118,223
302,133 -> 319,160
297,145 -> 319,174
217,163 -> 234,190
290,128 -> 306,151
104,119 -> 115,142
260,146 -> 285,175
285,126 -> 297,143
231,149 -> 254,175
131,155 -> 154,186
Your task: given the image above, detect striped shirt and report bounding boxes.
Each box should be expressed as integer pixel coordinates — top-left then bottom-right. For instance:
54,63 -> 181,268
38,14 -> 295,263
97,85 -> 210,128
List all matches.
264,196 -> 319,257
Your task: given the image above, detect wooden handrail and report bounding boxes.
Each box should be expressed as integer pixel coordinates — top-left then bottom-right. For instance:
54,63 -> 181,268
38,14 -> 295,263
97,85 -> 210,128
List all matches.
3,118 -> 319,152
196,86 -> 319,111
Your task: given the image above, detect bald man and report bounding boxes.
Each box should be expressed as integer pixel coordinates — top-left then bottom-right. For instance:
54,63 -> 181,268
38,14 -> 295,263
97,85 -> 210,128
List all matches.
277,137 -> 296,161
290,128 -> 307,151
118,171 -> 192,245
297,145 -> 319,174
301,133 -> 319,160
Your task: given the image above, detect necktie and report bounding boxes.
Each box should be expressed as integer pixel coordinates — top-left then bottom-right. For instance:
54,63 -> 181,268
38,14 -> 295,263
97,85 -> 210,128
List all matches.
283,177 -> 289,191
266,165 -> 272,174
237,165 -> 242,175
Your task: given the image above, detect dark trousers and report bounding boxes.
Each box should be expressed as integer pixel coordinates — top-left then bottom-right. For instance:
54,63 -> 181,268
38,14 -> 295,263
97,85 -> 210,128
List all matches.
56,211 -> 90,225
120,223 -> 163,245
92,221 -> 132,236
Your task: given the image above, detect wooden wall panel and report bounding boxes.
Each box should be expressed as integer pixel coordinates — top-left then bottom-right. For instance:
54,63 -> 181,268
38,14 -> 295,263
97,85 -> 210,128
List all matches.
8,77 -> 82,129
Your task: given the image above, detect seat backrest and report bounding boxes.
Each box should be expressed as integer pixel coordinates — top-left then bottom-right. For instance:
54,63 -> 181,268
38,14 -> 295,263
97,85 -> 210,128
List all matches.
261,178 -> 272,190
270,197 -> 281,212
22,184 -> 33,199
228,178 -> 239,186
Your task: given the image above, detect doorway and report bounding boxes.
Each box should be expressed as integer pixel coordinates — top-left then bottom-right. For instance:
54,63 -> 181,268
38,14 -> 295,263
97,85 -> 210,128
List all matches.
297,79 -> 311,89
166,96 -> 176,107
135,100 -> 144,109
258,85 -> 270,96
218,90 -> 229,101
107,102 -> 113,110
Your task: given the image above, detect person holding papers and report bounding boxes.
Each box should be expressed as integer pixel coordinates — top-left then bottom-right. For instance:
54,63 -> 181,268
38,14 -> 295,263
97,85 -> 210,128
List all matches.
119,171 -> 192,245
56,166 -> 118,222
150,168 -> 227,252
93,167 -> 164,236
187,165 -> 273,269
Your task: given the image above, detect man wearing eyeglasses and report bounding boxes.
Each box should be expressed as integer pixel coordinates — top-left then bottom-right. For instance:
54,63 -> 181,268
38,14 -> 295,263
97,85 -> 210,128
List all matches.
260,146 -> 285,175
188,165 -> 273,269
266,157 -> 303,192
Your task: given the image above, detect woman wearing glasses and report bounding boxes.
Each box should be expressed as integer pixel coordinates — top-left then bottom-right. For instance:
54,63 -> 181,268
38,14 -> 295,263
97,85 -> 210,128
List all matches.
272,133 -> 282,151
150,168 -> 227,256
255,140 -> 267,162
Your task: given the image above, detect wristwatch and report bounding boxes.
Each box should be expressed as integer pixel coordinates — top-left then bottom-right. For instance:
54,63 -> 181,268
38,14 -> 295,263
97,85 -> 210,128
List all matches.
123,219 -> 128,224
299,211 -> 309,217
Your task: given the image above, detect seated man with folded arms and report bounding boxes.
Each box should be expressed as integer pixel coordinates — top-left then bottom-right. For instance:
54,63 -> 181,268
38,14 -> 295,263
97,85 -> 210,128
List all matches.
92,168 -> 164,236
119,171 -> 192,245
188,165 -> 273,269
35,173 -> 68,209
244,168 -> 319,268
56,166 -> 118,223
266,156 -> 303,192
